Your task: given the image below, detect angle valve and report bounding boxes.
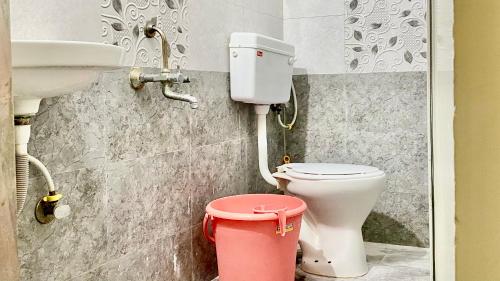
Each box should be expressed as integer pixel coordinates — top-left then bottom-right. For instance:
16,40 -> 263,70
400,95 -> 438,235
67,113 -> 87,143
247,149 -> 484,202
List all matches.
35,191 -> 71,224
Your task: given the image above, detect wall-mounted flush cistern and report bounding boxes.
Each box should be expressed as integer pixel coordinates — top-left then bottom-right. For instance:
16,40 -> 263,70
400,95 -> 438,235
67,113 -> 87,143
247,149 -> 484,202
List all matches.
129,18 -> 198,109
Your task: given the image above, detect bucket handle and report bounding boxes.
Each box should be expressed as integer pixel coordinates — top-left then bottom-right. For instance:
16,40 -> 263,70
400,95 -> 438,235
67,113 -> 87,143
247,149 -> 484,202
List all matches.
203,213 -> 215,243
254,207 -> 288,237
277,210 -> 287,237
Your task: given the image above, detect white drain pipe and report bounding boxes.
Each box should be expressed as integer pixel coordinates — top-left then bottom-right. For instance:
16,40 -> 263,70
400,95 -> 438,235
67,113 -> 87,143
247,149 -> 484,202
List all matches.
255,105 -> 278,187
15,124 -> 30,216
14,123 -> 55,216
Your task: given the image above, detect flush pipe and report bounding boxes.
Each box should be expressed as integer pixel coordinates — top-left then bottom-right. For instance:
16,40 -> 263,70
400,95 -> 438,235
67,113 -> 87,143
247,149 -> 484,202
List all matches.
255,105 -> 278,187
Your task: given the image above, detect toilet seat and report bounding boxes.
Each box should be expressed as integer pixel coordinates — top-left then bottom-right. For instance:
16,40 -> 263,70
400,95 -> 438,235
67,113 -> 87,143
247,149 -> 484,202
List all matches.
278,163 -> 384,181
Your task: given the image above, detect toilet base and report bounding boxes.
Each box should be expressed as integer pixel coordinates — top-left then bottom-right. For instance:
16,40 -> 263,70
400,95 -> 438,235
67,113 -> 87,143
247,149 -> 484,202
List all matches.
300,258 -> 368,278
299,226 -> 369,278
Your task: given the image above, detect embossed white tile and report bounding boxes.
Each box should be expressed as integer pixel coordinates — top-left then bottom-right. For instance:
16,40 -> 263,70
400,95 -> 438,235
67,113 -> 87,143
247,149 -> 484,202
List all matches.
284,16 -> 345,74
284,0 -> 344,19
100,0 -> 189,68
344,0 -> 428,73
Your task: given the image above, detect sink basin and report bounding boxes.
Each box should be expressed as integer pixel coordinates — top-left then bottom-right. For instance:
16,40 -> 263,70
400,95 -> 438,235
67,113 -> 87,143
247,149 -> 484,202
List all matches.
12,40 -> 125,115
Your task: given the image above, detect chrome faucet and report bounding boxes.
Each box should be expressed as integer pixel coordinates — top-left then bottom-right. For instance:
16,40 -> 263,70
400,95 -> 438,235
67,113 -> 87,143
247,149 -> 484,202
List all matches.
129,18 -> 198,109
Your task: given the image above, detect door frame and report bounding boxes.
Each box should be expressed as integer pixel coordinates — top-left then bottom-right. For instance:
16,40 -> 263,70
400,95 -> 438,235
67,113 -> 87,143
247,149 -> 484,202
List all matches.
429,0 -> 455,280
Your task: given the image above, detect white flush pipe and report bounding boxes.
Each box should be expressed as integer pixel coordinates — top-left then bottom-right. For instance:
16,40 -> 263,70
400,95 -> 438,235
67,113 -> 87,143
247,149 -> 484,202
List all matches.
255,105 -> 278,187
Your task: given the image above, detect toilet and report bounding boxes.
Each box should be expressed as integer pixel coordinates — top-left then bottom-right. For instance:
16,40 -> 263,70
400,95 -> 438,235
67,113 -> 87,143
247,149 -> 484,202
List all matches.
229,33 -> 386,278
273,163 -> 385,277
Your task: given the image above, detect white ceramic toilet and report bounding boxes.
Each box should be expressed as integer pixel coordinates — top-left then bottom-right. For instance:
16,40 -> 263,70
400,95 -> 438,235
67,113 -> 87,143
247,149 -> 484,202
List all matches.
273,163 -> 385,277
229,33 -> 386,278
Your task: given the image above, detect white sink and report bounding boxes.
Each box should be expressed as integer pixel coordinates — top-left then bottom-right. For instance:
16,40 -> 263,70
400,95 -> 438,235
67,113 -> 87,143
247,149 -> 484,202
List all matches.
12,40 -> 125,115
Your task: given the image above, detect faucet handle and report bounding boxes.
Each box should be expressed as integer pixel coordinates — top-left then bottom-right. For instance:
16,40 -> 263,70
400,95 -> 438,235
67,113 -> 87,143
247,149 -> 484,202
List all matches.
173,66 -> 190,83
54,204 -> 71,219
167,72 -> 189,84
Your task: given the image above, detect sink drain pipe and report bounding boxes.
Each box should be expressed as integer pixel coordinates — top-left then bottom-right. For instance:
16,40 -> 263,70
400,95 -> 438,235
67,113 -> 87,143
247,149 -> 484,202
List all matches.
15,118 -> 31,216
14,117 -> 56,216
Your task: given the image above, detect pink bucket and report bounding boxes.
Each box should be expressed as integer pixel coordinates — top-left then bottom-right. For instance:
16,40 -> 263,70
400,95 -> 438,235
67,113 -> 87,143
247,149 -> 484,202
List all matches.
203,194 -> 307,281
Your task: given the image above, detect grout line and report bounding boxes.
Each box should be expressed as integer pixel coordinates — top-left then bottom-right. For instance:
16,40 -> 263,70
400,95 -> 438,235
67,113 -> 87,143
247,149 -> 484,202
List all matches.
284,14 -> 345,20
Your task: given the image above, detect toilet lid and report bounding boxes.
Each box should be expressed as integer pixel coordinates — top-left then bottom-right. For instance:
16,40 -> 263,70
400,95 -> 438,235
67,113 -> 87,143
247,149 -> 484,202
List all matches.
281,163 -> 384,180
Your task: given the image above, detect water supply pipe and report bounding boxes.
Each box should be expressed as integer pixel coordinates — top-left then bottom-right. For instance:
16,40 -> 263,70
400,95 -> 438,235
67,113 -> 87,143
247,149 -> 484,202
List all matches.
255,105 -> 278,186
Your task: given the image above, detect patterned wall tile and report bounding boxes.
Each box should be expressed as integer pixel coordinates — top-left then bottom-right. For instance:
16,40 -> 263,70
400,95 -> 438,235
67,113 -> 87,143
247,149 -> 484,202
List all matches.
344,0 -> 427,73
101,0 -> 189,68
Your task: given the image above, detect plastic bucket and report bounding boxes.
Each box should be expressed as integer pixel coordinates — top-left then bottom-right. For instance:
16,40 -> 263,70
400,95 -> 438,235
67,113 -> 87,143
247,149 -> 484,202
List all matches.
203,194 -> 307,281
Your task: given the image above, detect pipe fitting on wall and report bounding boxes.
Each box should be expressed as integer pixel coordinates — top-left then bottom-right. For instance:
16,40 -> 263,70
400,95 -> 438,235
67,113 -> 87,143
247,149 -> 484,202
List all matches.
129,17 -> 197,109
35,191 -> 71,224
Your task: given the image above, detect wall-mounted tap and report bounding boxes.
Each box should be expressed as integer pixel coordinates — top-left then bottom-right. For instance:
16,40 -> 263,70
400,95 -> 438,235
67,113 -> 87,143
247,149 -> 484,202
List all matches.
129,17 -> 198,109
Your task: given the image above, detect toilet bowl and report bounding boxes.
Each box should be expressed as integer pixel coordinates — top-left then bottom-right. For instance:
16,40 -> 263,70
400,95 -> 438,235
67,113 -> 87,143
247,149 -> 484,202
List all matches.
273,163 -> 385,277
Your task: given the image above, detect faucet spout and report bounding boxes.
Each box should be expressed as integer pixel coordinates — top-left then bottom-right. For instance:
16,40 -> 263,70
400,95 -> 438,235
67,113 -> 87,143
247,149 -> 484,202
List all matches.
162,84 -> 199,109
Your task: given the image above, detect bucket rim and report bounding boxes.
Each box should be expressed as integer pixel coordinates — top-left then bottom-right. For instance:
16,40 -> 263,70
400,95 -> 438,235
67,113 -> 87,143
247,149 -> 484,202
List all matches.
205,194 -> 307,221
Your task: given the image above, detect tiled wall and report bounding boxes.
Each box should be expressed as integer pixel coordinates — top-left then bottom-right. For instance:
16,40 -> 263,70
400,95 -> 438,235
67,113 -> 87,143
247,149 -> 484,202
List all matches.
10,0 -> 283,71
102,0 -> 283,70
283,0 -> 430,247
288,72 -> 429,247
17,69 -> 283,281
0,0 -> 20,278
284,0 -> 427,74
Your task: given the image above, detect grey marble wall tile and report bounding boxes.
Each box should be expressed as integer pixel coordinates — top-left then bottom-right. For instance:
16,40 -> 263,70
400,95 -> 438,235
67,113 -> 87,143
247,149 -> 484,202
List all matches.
18,168 -> 107,280
105,149 -> 191,258
72,228 -> 192,281
104,229 -> 192,281
190,139 -> 246,225
303,128 -> 348,164
289,74 -> 347,163
28,80 -> 106,176
192,223 -> 218,281
186,71 -> 240,147
103,69 -> 190,162
364,191 -> 430,247
300,74 -> 347,133
344,72 -> 428,134
344,130 -> 428,195
238,102 -> 258,138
